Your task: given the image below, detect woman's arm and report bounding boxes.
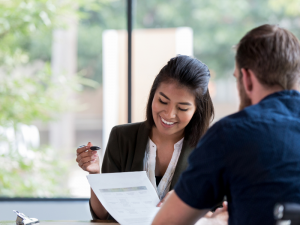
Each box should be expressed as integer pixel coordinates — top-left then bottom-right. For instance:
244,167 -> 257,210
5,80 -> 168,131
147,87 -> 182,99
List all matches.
90,188 -> 108,219
76,142 -> 109,219
76,127 -> 122,220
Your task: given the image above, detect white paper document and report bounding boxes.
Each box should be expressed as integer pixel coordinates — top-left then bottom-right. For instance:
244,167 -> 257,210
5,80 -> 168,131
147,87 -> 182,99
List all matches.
87,171 -> 160,225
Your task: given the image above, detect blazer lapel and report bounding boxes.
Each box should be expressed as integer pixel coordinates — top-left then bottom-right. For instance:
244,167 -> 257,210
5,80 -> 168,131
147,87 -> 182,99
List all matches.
170,140 -> 194,189
130,122 -> 151,171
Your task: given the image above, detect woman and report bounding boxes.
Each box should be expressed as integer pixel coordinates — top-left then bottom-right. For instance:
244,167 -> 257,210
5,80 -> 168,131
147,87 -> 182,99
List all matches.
76,55 -> 214,220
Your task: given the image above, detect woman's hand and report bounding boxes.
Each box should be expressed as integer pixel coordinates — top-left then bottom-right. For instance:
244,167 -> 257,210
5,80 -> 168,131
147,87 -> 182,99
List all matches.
77,142 -> 107,219
157,190 -> 173,207
76,142 -> 100,174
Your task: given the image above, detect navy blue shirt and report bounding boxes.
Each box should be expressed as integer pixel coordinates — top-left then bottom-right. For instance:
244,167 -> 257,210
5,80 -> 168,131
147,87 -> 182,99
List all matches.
175,90 -> 300,225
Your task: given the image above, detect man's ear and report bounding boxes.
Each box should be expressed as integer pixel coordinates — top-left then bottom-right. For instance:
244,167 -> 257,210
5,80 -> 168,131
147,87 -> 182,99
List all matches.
241,68 -> 254,97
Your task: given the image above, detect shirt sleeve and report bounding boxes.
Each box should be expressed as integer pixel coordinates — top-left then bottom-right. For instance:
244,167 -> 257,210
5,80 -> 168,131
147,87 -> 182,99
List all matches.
174,122 -> 227,209
101,126 -> 122,173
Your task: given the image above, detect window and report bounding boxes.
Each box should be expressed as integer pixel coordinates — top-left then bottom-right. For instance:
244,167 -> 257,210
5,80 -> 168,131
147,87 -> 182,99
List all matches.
0,0 -> 299,199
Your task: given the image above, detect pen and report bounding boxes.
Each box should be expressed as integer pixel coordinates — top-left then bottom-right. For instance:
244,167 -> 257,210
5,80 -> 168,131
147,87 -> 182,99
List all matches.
78,145 -> 101,151
90,146 -> 101,151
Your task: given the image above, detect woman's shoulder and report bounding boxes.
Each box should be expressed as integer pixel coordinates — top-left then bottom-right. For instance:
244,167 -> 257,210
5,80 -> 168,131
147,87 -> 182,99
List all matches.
112,121 -> 147,132
104,121 -> 150,173
112,121 -> 146,130
110,121 -> 150,139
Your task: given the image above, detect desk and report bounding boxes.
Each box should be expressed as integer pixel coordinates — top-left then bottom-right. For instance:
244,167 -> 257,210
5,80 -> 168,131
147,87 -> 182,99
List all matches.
0,220 -> 119,225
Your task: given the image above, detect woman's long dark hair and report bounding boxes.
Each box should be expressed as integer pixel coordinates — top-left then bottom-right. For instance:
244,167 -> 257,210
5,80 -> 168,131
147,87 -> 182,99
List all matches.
146,55 -> 214,147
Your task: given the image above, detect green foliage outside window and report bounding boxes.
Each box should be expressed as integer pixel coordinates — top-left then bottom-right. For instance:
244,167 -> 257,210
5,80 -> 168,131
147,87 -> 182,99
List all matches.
0,0 -> 101,197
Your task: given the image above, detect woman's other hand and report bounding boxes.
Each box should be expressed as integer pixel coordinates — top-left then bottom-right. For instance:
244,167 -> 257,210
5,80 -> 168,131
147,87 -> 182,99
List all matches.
197,201 -> 228,225
210,201 -> 228,222
76,142 -> 100,174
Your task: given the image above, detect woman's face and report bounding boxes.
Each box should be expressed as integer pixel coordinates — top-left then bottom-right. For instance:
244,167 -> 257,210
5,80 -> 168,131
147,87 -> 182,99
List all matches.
152,81 -> 196,138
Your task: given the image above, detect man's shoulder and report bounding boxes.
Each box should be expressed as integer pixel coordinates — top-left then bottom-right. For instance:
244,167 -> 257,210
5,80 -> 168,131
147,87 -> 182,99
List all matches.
210,110 -> 249,131
201,106 -> 262,143
203,90 -> 300,147
213,92 -> 296,129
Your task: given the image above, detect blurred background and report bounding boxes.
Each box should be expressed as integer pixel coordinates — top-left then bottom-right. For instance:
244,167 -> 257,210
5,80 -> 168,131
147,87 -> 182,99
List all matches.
0,0 -> 299,220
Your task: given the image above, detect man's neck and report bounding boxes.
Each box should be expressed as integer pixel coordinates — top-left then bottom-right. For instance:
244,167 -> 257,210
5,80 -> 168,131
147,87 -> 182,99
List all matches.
251,85 -> 283,105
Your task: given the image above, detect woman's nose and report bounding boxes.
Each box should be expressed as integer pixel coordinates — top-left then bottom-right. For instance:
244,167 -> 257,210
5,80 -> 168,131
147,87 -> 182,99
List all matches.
164,105 -> 176,118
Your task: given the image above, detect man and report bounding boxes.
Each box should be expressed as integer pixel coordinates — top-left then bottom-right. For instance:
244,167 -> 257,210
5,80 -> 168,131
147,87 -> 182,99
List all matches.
152,24 -> 300,225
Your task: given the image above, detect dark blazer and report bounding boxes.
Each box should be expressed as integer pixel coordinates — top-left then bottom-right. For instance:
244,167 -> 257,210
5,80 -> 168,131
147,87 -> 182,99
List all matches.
90,121 -> 194,220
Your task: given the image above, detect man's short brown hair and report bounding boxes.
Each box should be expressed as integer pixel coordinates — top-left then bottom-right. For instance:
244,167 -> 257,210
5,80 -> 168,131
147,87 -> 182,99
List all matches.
236,24 -> 300,89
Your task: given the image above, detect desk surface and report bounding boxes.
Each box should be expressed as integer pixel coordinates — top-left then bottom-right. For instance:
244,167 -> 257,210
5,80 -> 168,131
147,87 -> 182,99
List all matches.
0,220 -> 119,225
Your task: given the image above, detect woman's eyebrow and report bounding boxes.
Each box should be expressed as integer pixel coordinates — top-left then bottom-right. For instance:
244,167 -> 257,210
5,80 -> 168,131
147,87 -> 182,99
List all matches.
159,92 -> 192,105
178,102 -> 192,106
159,92 -> 170,100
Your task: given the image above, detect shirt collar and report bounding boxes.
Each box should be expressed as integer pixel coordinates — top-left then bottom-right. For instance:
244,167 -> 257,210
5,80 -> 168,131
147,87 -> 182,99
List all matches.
149,137 -> 184,150
174,138 -> 184,150
260,90 -> 300,103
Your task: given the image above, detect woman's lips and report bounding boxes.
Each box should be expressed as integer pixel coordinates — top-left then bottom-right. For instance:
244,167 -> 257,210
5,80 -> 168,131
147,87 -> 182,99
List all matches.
160,116 -> 177,128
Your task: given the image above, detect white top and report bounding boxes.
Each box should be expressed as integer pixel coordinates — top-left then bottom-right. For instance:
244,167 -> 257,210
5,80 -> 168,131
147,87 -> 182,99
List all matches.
143,137 -> 184,200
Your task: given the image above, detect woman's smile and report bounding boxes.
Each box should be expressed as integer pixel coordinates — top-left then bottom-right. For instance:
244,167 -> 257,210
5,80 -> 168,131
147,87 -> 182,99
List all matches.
160,116 -> 177,128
